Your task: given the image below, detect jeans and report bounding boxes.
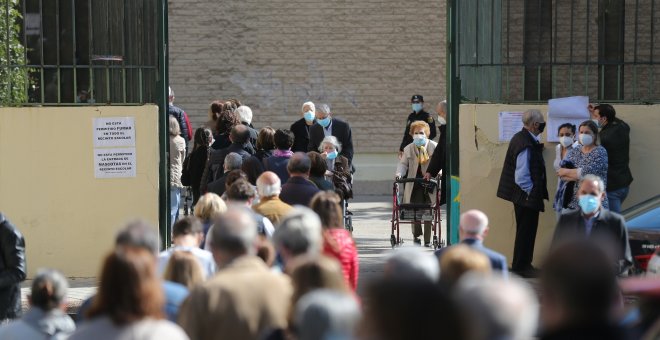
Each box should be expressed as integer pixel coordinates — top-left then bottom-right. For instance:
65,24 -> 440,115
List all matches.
607,186 -> 630,213
170,187 -> 181,227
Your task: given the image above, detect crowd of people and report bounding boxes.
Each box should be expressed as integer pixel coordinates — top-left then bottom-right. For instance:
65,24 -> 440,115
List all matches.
0,92 -> 657,339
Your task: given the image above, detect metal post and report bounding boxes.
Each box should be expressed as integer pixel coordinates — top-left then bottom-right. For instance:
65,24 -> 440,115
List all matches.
157,0 -> 169,250
446,0 -> 460,245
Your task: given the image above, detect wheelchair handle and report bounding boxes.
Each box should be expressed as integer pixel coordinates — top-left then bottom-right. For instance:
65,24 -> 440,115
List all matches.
395,177 -> 438,185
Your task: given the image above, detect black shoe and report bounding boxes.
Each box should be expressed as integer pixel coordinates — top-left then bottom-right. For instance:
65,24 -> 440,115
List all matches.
413,238 -> 421,245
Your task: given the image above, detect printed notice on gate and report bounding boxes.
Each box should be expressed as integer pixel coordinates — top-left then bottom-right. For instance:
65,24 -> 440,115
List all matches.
498,111 -> 524,142
94,148 -> 137,178
93,117 -> 135,147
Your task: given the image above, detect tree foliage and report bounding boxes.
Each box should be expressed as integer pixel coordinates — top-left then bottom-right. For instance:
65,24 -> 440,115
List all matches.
0,0 -> 28,105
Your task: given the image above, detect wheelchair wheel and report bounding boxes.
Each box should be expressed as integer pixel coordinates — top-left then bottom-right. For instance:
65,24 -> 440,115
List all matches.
344,215 -> 353,233
432,235 -> 439,250
390,234 -> 396,248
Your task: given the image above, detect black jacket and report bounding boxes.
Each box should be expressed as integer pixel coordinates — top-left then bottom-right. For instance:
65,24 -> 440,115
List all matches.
599,118 -> 633,191
553,208 -> 633,272
497,128 -> 548,211
0,213 -> 27,320
290,118 -> 312,153
426,125 -> 447,204
308,117 -> 354,162
200,143 -> 251,193
399,110 -> 437,151
168,105 -> 190,142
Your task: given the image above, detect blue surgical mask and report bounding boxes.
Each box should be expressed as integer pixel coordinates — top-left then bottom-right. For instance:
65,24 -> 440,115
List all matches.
578,194 -> 600,214
579,133 -> 594,146
413,135 -> 426,147
326,151 -> 338,160
412,103 -> 422,113
303,111 -> 315,122
317,117 -> 331,128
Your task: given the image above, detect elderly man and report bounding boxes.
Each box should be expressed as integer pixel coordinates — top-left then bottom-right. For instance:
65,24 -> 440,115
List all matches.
496,109 -> 548,278
279,152 -> 320,207
290,101 -> 316,153
201,125 -> 252,191
225,179 -> 275,238
272,207 -> 322,270
235,105 -> 258,148
178,209 -> 292,340
384,247 -> 440,283
157,217 -> 216,278
253,171 -> 293,225
168,87 -> 191,142
0,213 -> 26,322
436,209 -> 508,277
206,152 -> 242,196
552,175 -> 632,274
308,104 -> 354,163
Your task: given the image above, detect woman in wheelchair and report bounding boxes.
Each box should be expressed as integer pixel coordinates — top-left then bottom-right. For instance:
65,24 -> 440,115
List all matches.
395,121 -> 438,246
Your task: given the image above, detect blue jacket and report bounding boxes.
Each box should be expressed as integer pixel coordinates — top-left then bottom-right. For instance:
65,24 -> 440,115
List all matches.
280,176 -> 320,207
436,238 -> 509,278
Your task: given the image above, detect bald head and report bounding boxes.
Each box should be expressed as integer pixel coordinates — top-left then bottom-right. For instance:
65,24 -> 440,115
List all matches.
257,171 -> 282,197
459,209 -> 489,240
230,124 -> 250,144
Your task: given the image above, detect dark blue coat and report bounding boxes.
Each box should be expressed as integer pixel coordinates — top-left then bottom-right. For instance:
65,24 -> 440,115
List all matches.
280,176 -> 320,207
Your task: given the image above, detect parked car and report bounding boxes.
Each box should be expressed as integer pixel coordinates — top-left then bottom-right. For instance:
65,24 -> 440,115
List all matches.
623,195 -> 660,273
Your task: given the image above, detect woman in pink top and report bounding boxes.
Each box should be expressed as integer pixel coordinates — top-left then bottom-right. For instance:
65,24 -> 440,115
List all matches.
310,192 -> 359,290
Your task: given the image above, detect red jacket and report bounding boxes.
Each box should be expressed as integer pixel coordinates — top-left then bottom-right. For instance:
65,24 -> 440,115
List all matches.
323,228 -> 359,290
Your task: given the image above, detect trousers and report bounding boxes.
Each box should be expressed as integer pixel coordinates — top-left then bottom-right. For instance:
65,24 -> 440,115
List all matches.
512,203 -> 540,271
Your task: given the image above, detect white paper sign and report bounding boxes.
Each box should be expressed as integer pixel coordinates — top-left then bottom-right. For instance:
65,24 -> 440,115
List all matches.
498,111 -> 524,142
547,96 -> 590,142
94,148 -> 136,178
93,117 -> 135,147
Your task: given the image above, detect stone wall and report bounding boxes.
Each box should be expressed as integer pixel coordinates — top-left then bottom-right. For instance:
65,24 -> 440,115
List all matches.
168,0 -> 446,153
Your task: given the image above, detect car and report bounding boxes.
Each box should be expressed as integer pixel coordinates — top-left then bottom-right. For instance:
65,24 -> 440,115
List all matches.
623,195 -> 660,273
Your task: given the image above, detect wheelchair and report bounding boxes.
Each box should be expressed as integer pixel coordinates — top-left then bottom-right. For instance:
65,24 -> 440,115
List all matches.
390,177 -> 444,249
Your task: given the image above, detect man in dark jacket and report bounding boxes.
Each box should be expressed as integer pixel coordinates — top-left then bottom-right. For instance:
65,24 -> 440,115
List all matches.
592,104 -> 633,213
290,101 -> 316,153
0,213 -> 27,321
552,175 -> 632,274
200,125 -> 252,193
399,95 -> 437,158
308,104 -> 354,163
168,87 -> 191,142
280,152 -> 320,207
496,109 -> 548,277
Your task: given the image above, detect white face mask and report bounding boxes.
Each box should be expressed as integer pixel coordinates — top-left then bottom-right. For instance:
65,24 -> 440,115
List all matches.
437,116 -> 446,125
579,133 -> 594,146
559,136 -> 574,148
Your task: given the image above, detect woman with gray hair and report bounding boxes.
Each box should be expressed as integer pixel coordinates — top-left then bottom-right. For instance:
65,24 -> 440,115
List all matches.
169,115 -> 187,227
0,269 -> 75,339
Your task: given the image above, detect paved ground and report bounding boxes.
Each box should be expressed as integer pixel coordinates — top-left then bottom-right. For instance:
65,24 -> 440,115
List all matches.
21,195 -> 431,314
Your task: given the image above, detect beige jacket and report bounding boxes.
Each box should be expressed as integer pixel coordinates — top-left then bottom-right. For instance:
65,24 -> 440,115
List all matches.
396,140 -> 438,204
169,135 -> 186,188
253,196 -> 293,225
177,256 -> 292,340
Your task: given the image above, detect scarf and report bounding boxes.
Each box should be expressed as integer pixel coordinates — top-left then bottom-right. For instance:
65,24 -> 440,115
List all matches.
273,149 -> 294,158
417,145 -> 429,165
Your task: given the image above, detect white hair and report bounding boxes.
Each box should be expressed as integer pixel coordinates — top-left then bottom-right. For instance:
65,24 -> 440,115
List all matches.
580,174 -> 606,193
235,105 -> 253,125
522,109 -> 543,127
209,209 -> 258,255
273,207 -> 322,256
302,101 -> 316,113
257,181 -> 281,198
460,209 -> 489,236
294,290 -> 361,340
456,274 -> 539,340
168,86 -> 174,98
438,100 -> 447,113
384,247 -> 440,283
317,103 -> 331,115
318,135 -> 342,153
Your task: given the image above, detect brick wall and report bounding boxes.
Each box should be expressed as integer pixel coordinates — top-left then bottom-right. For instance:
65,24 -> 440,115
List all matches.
168,0 -> 446,153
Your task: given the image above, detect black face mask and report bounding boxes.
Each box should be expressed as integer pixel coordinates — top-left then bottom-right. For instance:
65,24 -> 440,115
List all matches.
537,122 -> 546,133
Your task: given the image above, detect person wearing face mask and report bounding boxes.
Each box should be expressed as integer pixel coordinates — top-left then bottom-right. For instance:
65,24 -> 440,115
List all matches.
552,123 -> 579,218
399,95 -> 437,159
291,101 -> 316,153
497,109 -> 549,278
590,104 -> 633,213
424,100 -> 448,205
552,174 -> 632,275
396,121 -> 438,246
557,120 -> 609,211
308,103 -> 354,165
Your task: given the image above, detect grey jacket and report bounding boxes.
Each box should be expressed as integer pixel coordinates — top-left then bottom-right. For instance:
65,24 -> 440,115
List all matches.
0,308 -> 75,339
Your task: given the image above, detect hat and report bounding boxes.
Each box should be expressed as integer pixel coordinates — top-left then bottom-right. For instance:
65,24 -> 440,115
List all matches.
411,95 -> 424,102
